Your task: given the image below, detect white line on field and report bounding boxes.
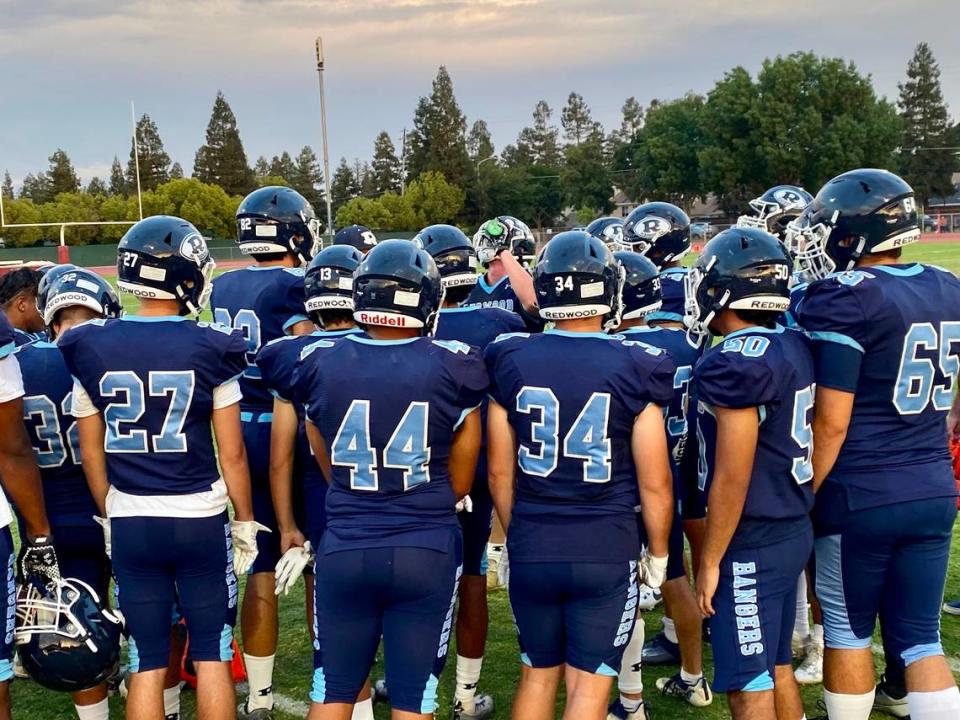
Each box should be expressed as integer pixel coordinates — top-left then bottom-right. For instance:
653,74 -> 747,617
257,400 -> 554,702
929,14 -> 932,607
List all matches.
236,682 -> 311,717
871,643 -> 960,674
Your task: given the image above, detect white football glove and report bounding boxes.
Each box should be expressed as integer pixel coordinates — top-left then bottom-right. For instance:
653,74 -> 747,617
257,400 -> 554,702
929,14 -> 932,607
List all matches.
94,516 -> 111,560
497,545 -> 510,588
275,541 -> 314,596
639,549 -> 669,590
455,495 -> 473,513
231,520 -> 271,577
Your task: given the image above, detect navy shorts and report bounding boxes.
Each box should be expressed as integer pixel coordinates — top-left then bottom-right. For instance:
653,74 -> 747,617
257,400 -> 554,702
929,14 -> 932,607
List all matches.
53,522 -> 111,597
0,528 -> 14,682
459,459 -> 494,576
509,560 -> 638,675
815,497 -> 956,666
113,512 -> 237,673
311,531 -> 462,714
710,525 -> 811,693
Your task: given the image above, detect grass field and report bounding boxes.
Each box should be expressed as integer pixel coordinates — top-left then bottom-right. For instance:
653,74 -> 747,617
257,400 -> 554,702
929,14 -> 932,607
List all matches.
11,242 -> 960,719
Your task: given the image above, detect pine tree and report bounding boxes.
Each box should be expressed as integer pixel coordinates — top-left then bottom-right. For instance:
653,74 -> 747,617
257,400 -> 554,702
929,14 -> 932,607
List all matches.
467,120 -> 495,162
1,171 -> 13,199
897,42 -> 957,204
561,92 -> 602,145
616,97 -> 644,142
193,91 -> 255,195
359,161 -> 376,196
292,146 -> 323,207
505,101 -> 562,168
47,149 -> 80,196
170,162 -> 184,179
406,66 -> 470,187
371,131 -> 402,194
330,157 -> 360,214
127,114 -> 171,191
20,173 -> 52,203
254,155 -> 270,179
269,152 -> 297,182
109,156 -> 127,196
86,177 -> 108,195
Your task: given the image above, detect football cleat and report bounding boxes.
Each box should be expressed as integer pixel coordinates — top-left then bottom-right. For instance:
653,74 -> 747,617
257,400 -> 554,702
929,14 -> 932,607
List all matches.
236,702 -> 272,719
607,697 -> 651,720
942,599 -> 960,615
641,632 -> 681,665
636,583 -> 662,611
454,693 -> 494,719
656,673 -> 713,707
873,674 -> 910,718
793,641 -> 823,685
373,677 -> 390,703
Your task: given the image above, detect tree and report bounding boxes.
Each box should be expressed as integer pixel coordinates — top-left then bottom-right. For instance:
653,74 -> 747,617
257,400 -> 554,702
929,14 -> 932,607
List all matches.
0,198 -> 42,247
86,177 -> 108,195
193,91 -> 254,196
170,162 -> 184,180
335,196 -> 392,229
128,114 -> 171,191
254,156 -> 270,179
504,101 -> 562,168
330,157 -> 360,215
292,146 -> 323,208
406,66 -> 471,187
20,173 -> 51,203
109,156 -> 127,196
47,149 -> 79,196
371,131 -> 402,195
561,92 -> 602,145
269,152 -> 297,182
562,136 -> 613,213
405,171 -> 466,225
617,97 -> 645,142
1,171 -> 12,199
467,120 -> 495,163
898,42 -> 957,205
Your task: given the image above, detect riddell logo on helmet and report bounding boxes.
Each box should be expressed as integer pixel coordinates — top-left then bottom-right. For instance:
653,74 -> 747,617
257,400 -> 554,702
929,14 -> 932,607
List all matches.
356,311 -> 412,327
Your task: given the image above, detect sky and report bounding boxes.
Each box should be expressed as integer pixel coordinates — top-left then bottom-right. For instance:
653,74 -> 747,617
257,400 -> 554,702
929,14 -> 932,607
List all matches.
1,0 -> 959,190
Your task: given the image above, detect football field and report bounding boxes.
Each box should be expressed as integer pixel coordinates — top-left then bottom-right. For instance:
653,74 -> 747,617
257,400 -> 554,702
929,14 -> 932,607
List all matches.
11,241 -> 960,719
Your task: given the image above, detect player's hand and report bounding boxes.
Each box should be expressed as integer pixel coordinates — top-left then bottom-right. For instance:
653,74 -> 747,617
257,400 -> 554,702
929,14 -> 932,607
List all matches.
279,528 -> 307,556
696,563 -> 720,618
230,520 -> 271,577
455,495 -> 473,513
638,549 -> 669,590
17,535 -> 61,586
94,516 -> 112,560
275,541 -> 314,596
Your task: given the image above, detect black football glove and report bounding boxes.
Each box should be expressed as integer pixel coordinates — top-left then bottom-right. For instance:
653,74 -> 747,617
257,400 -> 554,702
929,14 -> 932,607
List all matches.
17,535 -> 61,586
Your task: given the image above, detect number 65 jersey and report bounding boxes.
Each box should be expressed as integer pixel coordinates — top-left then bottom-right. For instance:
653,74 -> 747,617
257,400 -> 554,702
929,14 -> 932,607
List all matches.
59,317 -> 248,503
798,264 -> 960,522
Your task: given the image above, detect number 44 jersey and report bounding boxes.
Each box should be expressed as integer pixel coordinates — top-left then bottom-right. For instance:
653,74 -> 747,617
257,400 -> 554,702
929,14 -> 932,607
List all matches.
59,317 -> 247,498
798,264 -> 960,519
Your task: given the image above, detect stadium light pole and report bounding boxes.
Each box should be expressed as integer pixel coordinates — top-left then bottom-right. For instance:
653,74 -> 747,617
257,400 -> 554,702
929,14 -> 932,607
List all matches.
315,37 -> 334,239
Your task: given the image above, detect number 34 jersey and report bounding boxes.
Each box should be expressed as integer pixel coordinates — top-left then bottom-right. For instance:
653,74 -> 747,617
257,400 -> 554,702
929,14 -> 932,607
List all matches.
59,317 -> 247,497
798,264 -> 960,515
694,326 -> 815,549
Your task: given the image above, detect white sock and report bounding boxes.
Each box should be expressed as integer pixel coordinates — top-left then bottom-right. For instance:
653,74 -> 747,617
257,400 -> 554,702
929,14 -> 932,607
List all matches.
823,688 -> 875,720
455,654 -> 484,712
618,616 -> 644,694
163,685 -> 181,719
662,617 -> 678,644
620,693 -> 643,713
908,687 -> 960,720
75,698 -> 109,720
243,653 -> 275,711
811,623 -> 824,647
680,667 -> 703,684
794,574 -> 810,639
351,697 -> 375,720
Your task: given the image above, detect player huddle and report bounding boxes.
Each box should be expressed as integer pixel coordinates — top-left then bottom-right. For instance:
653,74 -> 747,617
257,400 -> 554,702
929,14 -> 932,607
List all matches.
0,166 -> 956,720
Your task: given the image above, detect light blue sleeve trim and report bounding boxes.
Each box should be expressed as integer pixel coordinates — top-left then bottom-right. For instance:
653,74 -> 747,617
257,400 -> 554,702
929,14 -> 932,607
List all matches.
283,314 -> 310,332
807,330 -> 865,353
645,310 -> 685,323
455,404 -> 480,430
0,341 -> 14,360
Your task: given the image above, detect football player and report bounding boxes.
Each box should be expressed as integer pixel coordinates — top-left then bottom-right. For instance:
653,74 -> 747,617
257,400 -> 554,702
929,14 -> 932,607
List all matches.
585,216 -> 625,251
797,169 -> 960,720
418,224 -> 525,720
0,306 -> 62,720
620,203 -> 708,672
735,185 -> 813,239
15,267 -> 120,719
608,251 -> 711,718
332,224 -> 378,255
686,227 -> 814,720
486,230 -> 674,720
60,216 -> 263,720
467,216 -> 540,329
297,240 -> 487,720
0,267 -> 46,345
211,186 -> 319,719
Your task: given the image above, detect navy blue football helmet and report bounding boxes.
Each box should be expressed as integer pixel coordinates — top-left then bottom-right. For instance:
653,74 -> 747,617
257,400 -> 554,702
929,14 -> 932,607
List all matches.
736,185 -> 813,238
585,217 -> 624,250
534,231 -> 623,330
43,268 -> 122,333
236,186 -> 321,265
685,226 -> 791,340
353,240 -> 443,334
333,225 -> 378,254
621,202 -> 691,267
116,215 -> 215,316
790,169 -> 919,279
614,251 -> 662,320
414,225 -> 478,291
15,578 -> 123,692
36,264 -> 78,314
304,245 -> 364,324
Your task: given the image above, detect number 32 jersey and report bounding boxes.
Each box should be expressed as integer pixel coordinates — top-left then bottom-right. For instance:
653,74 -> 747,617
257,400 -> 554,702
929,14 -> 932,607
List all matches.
798,264 -> 960,518
694,326 -> 815,549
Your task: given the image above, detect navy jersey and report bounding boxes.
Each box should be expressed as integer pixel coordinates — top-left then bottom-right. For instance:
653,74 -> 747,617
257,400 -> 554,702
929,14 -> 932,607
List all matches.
210,266 -> 308,411
647,266 -> 687,323
782,279 -> 809,329
436,306 -> 526,352
464,273 -> 543,331
60,317 -> 247,496
0,314 -> 13,357
298,335 -> 489,552
486,330 -> 675,563
15,341 -> 98,524
13,328 -> 45,347
798,264 -> 960,516
694,326 -> 815,548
